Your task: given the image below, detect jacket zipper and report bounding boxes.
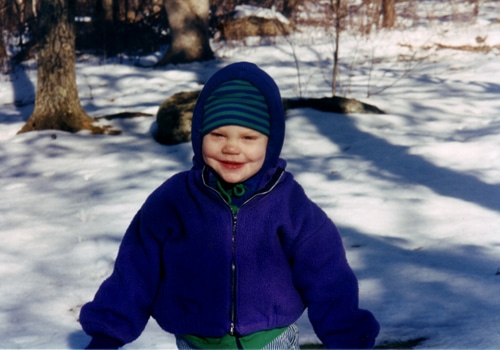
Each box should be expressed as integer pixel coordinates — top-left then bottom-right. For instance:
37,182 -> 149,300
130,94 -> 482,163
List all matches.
230,212 -> 237,335
202,167 -> 285,336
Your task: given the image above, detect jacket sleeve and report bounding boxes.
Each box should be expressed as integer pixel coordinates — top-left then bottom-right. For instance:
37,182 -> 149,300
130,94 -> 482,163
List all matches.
79,195 -> 166,345
285,184 -> 379,348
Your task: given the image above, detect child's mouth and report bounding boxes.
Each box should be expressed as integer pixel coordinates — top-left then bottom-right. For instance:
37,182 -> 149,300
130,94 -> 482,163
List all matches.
220,161 -> 244,170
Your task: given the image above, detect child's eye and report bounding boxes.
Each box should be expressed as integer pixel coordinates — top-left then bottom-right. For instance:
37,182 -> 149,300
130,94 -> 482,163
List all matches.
211,132 -> 224,138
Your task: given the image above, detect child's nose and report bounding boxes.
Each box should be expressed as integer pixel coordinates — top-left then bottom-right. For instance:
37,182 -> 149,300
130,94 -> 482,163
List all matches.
222,140 -> 240,154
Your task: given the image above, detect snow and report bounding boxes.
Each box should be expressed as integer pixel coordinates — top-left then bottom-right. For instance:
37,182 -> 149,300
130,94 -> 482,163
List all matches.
1,2 -> 500,348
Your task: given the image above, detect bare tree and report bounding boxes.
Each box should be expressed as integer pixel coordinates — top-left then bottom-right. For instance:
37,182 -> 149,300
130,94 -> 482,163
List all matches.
155,0 -> 213,66
0,0 -> 17,72
381,0 -> 396,28
331,0 -> 347,96
470,0 -> 479,18
0,0 -> 7,73
282,0 -> 300,19
93,0 -> 116,55
18,0 -> 98,134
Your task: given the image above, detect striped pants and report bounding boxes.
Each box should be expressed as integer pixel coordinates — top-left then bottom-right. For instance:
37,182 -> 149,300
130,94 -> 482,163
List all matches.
175,324 -> 300,350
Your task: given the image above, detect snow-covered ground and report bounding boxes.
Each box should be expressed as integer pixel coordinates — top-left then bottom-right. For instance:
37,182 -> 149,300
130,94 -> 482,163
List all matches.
1,2 -> 500,348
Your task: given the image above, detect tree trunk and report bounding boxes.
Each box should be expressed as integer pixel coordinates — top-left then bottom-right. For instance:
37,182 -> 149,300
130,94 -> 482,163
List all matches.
0,11 -> 8,73
96,0 -> 114,21
18,0 -> 96,134
381,0 -> 396,29
282,0 -> 299,19
94,0 -> 116,55
156,0 -> 214,66
23,0 -> 37,23
331,0 -> 342,96
470,0 -> 479,18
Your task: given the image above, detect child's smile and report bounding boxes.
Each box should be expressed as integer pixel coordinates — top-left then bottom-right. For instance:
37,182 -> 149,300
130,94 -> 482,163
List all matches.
202,125 -> 268,184
219,160 -> 245,170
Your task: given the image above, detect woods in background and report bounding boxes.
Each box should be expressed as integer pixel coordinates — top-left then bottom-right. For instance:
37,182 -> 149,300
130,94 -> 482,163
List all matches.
0,0 -> 483,133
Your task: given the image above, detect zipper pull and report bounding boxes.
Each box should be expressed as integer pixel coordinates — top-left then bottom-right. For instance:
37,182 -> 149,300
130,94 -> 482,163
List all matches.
232,213 -> 237,230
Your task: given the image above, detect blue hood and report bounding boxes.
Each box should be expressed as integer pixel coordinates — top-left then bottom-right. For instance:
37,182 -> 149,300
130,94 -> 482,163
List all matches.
191,62 -> 285,172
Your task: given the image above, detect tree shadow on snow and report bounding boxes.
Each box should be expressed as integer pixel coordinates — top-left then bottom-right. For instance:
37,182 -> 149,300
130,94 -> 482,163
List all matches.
0,64 -> 35,125
339,225 -> 500,347
299,109 -> 500,213
286,108 -> 500,346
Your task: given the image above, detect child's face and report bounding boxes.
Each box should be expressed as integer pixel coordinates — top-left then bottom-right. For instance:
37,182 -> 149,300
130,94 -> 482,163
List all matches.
202,125 -> 268,184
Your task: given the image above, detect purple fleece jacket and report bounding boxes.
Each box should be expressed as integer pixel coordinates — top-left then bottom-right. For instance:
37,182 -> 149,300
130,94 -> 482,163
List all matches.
80,62 -> 379,349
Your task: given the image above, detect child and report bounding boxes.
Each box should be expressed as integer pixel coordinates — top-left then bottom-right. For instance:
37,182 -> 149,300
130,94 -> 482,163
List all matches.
80,62 -> 379,349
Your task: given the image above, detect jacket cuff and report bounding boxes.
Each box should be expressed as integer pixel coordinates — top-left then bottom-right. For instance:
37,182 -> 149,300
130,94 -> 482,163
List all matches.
86,334 -> 124,349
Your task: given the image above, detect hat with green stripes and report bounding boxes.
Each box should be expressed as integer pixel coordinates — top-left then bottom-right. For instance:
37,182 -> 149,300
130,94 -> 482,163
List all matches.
202,79 -> 270,136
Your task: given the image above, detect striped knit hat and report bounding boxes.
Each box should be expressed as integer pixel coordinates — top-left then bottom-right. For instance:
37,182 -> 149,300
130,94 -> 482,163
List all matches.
201,79 -> 270,136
